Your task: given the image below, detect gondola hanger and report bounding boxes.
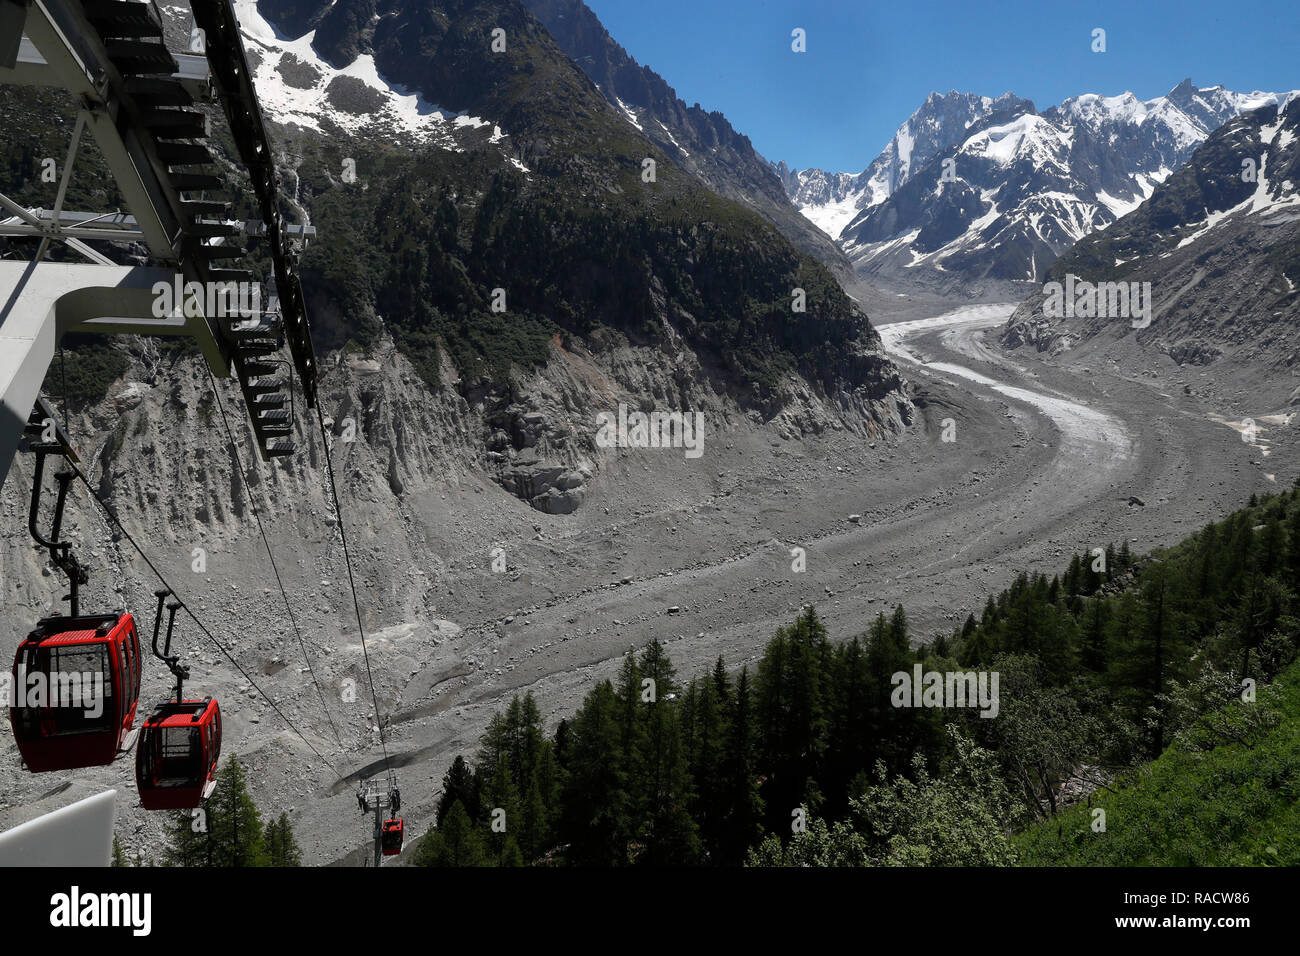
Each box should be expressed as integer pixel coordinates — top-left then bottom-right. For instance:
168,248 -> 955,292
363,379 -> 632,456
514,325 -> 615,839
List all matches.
136,589 -> 222,810
9,402 -> 142,773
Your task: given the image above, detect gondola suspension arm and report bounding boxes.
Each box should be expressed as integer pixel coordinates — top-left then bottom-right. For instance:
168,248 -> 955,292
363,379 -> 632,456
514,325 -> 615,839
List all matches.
26,444 -> 88,617
149,589 -> 189,702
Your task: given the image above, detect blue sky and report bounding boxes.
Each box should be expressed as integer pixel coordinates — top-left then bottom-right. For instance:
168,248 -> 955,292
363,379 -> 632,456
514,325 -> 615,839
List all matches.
583,0 -> 1300,172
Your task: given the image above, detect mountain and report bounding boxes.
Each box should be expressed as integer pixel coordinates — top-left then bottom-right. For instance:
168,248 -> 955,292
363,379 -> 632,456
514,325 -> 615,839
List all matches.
513,0 -> 857,281
775,91 -> 1033,239
782,82 -> 1296,289
0,0 -> 915,863
1001,98 -> 1300,405
2,0 -> 912,516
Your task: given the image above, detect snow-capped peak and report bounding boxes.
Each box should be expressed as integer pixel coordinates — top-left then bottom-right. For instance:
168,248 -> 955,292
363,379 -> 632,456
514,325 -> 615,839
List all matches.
779,89 -> 1032,239
781,79 -> 1296,282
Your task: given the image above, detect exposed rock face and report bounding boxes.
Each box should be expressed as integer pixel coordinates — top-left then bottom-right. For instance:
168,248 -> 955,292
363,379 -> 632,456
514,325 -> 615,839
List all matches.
999,314 -> 1077,355
0,318 -> 909,657
500,459 -> 588,515
486,405 -> 586,514
469,330 -> 909,512
112,382 -> 153,410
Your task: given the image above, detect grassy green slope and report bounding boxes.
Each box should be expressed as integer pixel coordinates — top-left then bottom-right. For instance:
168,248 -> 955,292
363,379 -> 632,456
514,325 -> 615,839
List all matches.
1016,660 -> 1300,866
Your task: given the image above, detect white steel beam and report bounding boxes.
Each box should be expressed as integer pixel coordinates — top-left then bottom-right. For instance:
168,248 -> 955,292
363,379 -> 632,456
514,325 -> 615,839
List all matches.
0,260 -> 228,490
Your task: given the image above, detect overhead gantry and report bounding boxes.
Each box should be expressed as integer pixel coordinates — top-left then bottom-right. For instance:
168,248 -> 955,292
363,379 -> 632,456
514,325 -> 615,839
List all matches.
0,0 -> 319,490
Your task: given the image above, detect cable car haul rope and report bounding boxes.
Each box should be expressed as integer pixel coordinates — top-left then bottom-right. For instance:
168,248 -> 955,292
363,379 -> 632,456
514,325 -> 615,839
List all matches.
312,402 -> 405,861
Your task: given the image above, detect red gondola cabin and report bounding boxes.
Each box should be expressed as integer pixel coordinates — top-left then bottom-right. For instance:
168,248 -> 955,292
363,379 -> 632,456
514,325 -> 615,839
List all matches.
382,818 -> 404,856
136,697 -> 221,810
9,613 -> 142,772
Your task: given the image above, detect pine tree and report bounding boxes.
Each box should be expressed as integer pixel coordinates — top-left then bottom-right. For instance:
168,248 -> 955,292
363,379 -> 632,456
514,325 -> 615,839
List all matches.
264,813 -> 303,866
1196,523 -> 1220,604
1082,550 -> 1102,595
558,680 -> 631,865
413,800 -> 489,867
887,605 -> 909,648
1282,500 -> 1300,589
163,808 -> 212,867
1079,596 -> 1109,673
518,773 -> 549,862
1231,571 -> 1288,680
161,758 -> 272,867
497,834 -> 524,867
981,595 -> 998,626
208,756 -> 269,867
756,607 -> 833,828
711,656 -> 733,713
553,718 -> 571,769
960,616 -> 994,665
1107,566 -> 1188,754
436,755 -> 480,826
474,713 -> 510,792
615,649 -> 646,789
717,666 -> 764,864
825,635 -> 871,815
688,672 -> 725,859
535,740 -> 562,834
482,692 -> 553,859
1260,509 -> 1286,576
636,640 -> 700,865
864,609 -> 915,770
679,678 -> 699,766
481,751 -> 520,863
1063,553 -> 1082,596
1227,512 -> 1255,582
503,694 -> 546,795
755,627 -> 787,778
1004,579 -> 1046,655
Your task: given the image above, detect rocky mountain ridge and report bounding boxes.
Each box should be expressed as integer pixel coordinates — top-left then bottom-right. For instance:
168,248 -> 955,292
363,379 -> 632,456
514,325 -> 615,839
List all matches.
781,82 -> 1297,289
1000,98 -> 1300,408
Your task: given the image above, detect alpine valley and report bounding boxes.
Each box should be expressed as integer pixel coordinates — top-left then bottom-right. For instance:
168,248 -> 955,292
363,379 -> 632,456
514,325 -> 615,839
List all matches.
0,0 -> 1297,874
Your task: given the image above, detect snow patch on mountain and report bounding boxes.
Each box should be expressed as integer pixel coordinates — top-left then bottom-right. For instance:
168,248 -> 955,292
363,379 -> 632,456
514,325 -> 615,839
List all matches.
656,120 -> 689,157
969,114 -> 1072,167
801,191 -> 872,239
1096,170 -> 1166,218
614,96 -> 644,132
229,0 -> 504,147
